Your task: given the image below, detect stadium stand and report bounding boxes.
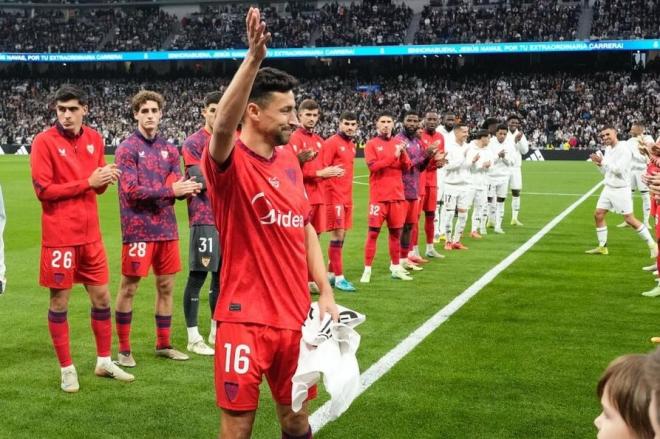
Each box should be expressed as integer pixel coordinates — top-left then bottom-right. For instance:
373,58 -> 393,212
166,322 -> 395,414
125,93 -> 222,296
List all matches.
0,71 -> 657,150
591,0 -> 660,40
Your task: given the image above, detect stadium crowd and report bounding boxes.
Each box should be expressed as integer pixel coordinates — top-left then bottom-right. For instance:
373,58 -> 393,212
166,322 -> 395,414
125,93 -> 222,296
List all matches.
414,0 -> 580,44
591,0 -> 660,40
0,71 -> 657,150
3,0 -> 658,52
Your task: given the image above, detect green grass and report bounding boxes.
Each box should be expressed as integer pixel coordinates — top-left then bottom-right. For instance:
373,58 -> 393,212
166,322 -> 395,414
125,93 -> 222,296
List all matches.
0,156 -> 657,438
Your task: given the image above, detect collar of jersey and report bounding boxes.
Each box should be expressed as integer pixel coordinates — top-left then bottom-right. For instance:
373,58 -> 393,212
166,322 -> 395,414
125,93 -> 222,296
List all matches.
237,139 -> 278,164
338,131 -> 352,142
55,123 -> 84,139
134,129 -> 159,145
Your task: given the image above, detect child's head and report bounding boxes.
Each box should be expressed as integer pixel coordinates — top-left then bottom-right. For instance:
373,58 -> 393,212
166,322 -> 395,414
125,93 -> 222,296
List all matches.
644,348 -> 660,438
595,354 -> 654,439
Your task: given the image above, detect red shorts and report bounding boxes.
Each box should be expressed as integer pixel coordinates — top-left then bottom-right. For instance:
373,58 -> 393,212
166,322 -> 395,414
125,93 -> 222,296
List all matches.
214,322 -> 317,411
422,186 -> 438,213
309,204 -> 327,234
40,241 -> 109,289
404,199 -> 420,225
121,240 -> 181,277
368,200 -> 406,229
326,204 -> 353,231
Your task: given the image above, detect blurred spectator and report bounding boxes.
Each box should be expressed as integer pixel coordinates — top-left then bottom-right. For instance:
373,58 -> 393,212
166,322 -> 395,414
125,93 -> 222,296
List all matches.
591,0 -> 660,40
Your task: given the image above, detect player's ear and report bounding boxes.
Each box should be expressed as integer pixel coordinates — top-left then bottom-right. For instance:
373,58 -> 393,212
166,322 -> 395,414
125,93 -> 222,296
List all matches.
82,105 -> 89,117
245,102 -> 260,123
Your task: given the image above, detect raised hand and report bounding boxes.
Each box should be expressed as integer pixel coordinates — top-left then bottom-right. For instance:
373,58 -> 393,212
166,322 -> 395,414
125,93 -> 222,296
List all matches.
245,7 -> 271,63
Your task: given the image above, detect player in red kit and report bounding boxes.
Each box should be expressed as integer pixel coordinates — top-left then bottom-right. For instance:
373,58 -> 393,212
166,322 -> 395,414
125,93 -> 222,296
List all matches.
322,111 -> 359,292
181,91 -> 223,356
114,91 -> 202,368
30,84 -> 134,392
418,110 -> 445,258
201,9 -> 338,439
360,111 -> 413,283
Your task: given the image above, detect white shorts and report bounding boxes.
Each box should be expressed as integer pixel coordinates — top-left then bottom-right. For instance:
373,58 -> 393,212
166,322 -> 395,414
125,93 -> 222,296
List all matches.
488,179 -> 509,199
596,186 -> 633,215
630,169 -> 648,192
509,167 -> 522,191
437,171 -> 446,202
470,187 -> 488,209
444,187 -> 470,211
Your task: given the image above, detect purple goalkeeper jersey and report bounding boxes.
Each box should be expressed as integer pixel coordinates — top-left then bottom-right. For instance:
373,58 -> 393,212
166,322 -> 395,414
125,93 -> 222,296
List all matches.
396,132 -> 429,200
182,127 -> 215,226
116,130 -> 181,243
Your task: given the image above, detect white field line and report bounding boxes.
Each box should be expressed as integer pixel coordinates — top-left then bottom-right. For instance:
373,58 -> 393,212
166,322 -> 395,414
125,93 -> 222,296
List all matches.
310,181 -> 604,432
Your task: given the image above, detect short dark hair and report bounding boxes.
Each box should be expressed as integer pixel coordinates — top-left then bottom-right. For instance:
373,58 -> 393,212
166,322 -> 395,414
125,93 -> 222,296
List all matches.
601,124 -> 617,132
52,84 -> 88,106
339,111 -> 357,121
483,117 -> 499,129
425,109 -> 439,115
496,124 -> 509,132
632,120 -> 645,128
204,91 -> 222,107
442,111 -> 455,118
507,114 -> 520,122
248,67 -> 299,105
298,99 -> 319,112
475,129 -> 490,139
455,121 -> 469,130
402,109 -> 419,120
376,110 -> 394,121
645,348 -> 660,427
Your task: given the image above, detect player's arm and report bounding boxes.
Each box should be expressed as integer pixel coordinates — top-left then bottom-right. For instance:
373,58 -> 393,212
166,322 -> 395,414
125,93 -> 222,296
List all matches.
398,147 -> 412,170
209,8 -> 269,166
170,148 -> 200,200
30,135 -> 99,201
304,223 -> 339,322
604,147 -> 631,178
515,134 -> 529,155
94,138 -> 121,195
365,141 -> 397,172
443,149 -> 463,171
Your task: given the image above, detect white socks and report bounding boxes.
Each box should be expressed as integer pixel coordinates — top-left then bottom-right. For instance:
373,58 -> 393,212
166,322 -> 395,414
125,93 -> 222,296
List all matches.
495,202 -> 504,229
187,326 -> 202,343
596,226 -> 608,247
642,192 -> 651,225
96,357 -> 111,368
636,224 -> 655,246
453,211 -> 468,243
512,196 -> 521,220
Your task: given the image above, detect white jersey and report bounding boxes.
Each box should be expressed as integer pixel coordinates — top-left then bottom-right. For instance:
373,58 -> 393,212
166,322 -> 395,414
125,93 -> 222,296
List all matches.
291,303 -> 365,421
627,135 -> 654,172
488,137 -> 516,181
505,129 -> 530,168
466,142 -> 495,189
444,141 -> 471,188
437,125 -> 456,149
600,141 -> 632,188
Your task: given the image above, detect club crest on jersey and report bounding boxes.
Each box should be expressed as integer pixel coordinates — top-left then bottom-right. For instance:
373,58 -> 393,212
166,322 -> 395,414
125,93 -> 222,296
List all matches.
284,168 -> 297,184
251,192 -> 304,228
58,148 -> 66,157
131,261 -> 141,273
201,257 -> 210,268
376,146 -> 383,151
160,150 -> 169,159
86,144 -> 94,154
340,146 -> 345,152
317,141 -> 322,148
268,177 -> 280,189
224,382 -> 239,402
54,273 -> 65,284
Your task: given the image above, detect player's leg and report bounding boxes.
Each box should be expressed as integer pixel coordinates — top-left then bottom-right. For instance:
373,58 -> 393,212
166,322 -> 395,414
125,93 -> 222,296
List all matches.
152,240 -> 187,360
487,184 -> 496,228
423,185 -> 442,257
115,274 -> 141,366
362,202 -> 385,283
443,192 -> 457,249
623,212 -> 657,257
437,183 -> 447,241
586,199 -> 610,254
184,225 -> 214,354
510,169 -> 523,225
400,200 -> 422,271
388,201 -> 412,280
452,192 -> 470,248
330,226 -> 355,292
48,288 -> 78,392
219,410 -> 257,439
636,172 -> 652,227
85,284 -> 135,382
470,189 -> 482,238
276,403 -> 312,439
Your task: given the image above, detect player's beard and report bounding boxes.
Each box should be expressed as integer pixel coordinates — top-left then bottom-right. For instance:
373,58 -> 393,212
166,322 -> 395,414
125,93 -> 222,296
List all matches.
275,126 -> 292,145
404,127 -> 417,138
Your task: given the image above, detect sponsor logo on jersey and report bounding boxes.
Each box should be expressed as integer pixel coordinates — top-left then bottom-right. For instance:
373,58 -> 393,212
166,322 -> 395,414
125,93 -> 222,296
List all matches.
251,192 -> 304,228
161,150 -> 169,159
138,151 -> 146,158
86,144 -> 94,154
58,148 -> 66,157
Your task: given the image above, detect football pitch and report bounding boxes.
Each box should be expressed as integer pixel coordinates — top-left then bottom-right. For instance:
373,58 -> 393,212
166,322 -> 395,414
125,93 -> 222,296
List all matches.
0,156 -> 658,438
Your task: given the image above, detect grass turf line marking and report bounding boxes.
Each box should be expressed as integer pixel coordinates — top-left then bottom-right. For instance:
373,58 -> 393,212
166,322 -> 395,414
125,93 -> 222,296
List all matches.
310,181 -> 604,432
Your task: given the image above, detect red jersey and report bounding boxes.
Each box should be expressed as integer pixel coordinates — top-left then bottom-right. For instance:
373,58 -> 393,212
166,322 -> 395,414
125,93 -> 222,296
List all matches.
30,124 -> 106,247
288,128 -> 325,205
202,140 -> 311,331
364,135 -> 412,203
419,130 -> 445,188
649,159 -> 659,216
321,133 -> 356,206
182,127 -> 215,226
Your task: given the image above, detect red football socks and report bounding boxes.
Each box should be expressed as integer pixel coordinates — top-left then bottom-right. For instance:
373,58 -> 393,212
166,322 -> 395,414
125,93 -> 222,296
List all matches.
115,310 -> 133,354
364,229 -> 380,266
425,211 -> 435,244
388,227 -> 402,265
155,314 -> 172,349
91,307 -> 112,357
48,310 -> 72,367
329,240 -> 343,276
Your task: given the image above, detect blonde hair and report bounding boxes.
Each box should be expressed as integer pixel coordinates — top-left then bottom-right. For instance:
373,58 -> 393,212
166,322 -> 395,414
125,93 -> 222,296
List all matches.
597,354 -> 654,439
131,90 -> 165,114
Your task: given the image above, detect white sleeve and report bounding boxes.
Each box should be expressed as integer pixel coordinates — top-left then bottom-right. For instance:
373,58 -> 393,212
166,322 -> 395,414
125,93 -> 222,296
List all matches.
516,134 -> 529,155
